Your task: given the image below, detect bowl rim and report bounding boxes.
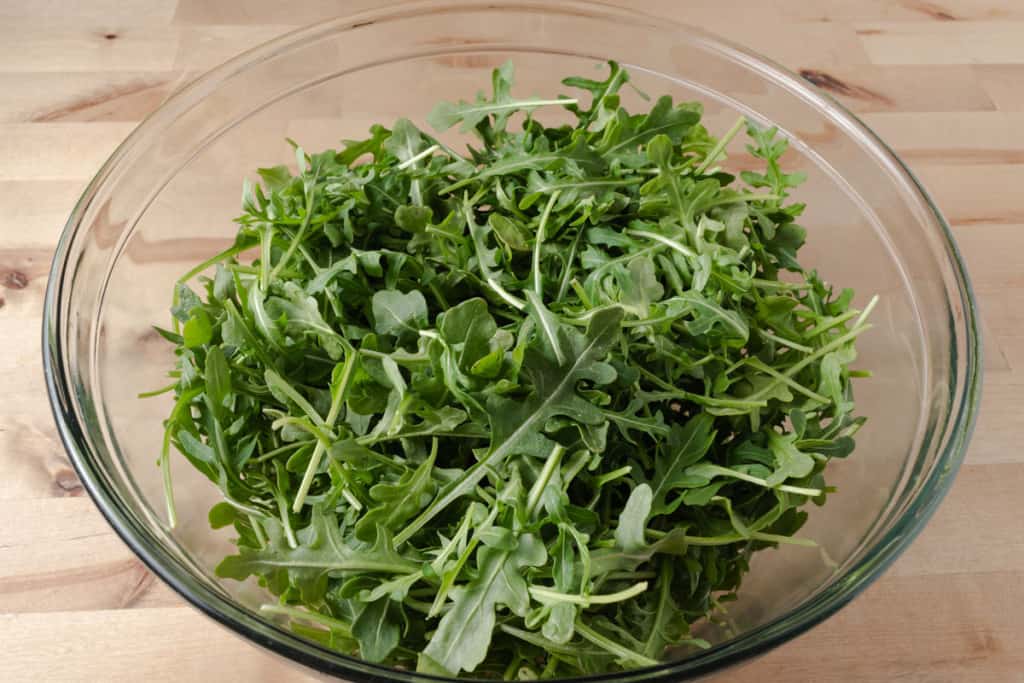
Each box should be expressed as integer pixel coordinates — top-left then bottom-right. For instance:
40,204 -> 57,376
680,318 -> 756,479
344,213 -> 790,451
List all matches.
42,1 -> 982,680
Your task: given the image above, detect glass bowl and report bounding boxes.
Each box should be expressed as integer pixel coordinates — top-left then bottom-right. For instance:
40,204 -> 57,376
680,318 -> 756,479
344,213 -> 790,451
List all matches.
43,1 -> 981,680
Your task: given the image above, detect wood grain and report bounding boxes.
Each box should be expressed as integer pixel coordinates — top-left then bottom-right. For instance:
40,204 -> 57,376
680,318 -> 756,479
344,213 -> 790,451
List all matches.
0,1 -> 1021,682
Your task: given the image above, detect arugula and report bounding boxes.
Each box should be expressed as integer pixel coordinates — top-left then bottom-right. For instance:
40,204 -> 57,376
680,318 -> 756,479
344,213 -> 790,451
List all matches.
150,60 -> 873,679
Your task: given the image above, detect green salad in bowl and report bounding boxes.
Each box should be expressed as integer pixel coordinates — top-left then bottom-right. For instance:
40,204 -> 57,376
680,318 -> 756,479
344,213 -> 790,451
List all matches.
150,61 -> 874,678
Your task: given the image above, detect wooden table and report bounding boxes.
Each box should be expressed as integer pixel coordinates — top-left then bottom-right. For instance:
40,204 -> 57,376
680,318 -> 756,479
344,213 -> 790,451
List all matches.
1,1 -> 1021,681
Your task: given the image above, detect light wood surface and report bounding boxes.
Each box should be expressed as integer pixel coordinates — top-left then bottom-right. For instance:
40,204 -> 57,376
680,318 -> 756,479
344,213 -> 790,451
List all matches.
1,1 -> 1021,681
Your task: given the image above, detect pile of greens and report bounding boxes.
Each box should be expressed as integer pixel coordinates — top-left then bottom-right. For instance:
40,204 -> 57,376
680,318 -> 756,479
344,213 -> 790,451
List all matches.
152,61 -> 873,679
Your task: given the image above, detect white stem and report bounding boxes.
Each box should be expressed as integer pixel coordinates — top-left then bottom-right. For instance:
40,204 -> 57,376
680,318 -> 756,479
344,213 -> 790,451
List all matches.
626,229 -> 696,258
396,144 -> 440,170
529,581 -> 648,607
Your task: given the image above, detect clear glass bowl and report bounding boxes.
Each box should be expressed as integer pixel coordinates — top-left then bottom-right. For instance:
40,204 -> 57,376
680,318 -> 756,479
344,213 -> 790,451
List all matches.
43,1 -> 981,680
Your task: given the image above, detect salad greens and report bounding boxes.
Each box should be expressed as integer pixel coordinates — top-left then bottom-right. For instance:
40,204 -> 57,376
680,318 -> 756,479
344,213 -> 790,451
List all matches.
151,61 -> 873,678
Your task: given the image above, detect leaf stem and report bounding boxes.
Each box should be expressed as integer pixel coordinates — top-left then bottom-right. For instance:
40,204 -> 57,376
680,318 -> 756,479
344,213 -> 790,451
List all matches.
260,604 -> 353,637
138,381 -> 177,399
533,191 -> 560,297
555,227 -> 583,303
530,581 -> 648,607
575,621 -> 661,667
525,444 -> 565,519
486,276 -> 526,311
292,350 -> 357,512
758,328 -> 813,353
692,463 -> 823,497
270,169 -> 320,281
396,144 -> 439,170
592,465 -> 633,488
625,229 -> 696,258
160,429 -> 177,529
177,239 -> 256,284
854,294 -> 879,328
695,115 -> 746,176
259,223 -> 273,292
741,357 -> 830,404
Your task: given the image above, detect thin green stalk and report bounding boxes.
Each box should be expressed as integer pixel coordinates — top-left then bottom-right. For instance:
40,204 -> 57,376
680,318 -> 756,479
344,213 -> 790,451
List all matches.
533,191 -> 560,297
138,381 -> 177,399
270,169 -> 320,281
758,328 -> 813,353
177,239 -> 256,284
557,227 -> 581,305
695,115 -> 746,175
525,444 -> 565,519
592,465 -> 633,488
693,463 -> 823,497
625,230 -> 696,258
575,622 -> 660,668
293,348 -> 358,512
258,222 -> 273,292
260,604 -> 353,637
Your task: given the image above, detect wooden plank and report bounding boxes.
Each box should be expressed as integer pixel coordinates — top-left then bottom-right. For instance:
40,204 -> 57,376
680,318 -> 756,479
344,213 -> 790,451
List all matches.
0,123 -> 134,180
974,64 -> 1024,111
911,163 -> 1024,225
769,0 -> 1024,21
0,608 -> 319,682
0,181 -> 85,247
0,27 -> 179,73
0,71 -> 183,123
859,21 -> 1024,65
0,0 -> 179,25
728,571 -> 1024,683
0,499 -> 179,612
888,464 -> 1024,577
796,65 -> 995,113
170,0 -> 1024,26
0,571 -> 1019,683
864,111 -> 1024,163
171,25 -> 292,70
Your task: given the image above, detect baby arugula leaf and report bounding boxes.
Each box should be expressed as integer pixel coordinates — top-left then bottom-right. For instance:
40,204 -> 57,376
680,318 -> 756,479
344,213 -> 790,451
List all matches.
420,534 -> 547,675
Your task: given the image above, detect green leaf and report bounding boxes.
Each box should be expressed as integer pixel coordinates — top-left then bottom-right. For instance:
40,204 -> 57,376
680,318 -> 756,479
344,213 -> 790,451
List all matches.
265,282 -> 345,358
438,298 -> 499,372
618,255 -> 664,318
371,289 -> 429,341
427,60 -> 575,136
421,534 -> 547,675
648,414 -> 716,516
204,346 -> 231,415
182,308 -> 212,348
352,597 -> 401,663
599,95 -> 700,156
766,431 -> 815,486
171,283 -> 202,322
216,509 -> 417,603
489,214 -> 531,251
615,484 -> 652,552
354,446 -> 437,541
337,124 -> 390,165
257,165 -> 292,192
395,205 -> 433,232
